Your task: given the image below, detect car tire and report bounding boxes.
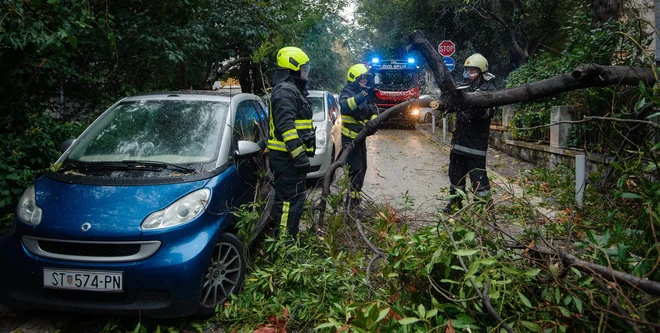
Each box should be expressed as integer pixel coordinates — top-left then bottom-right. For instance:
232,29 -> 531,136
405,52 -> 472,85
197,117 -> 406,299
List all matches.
424,113 -> 432,123
196,232 -> 246,317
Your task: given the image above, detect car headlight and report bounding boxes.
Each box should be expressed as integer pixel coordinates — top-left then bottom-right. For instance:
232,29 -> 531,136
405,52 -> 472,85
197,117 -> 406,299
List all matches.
410,109 -> 420,116
142,188 -> 210,230
316,131 -> 327,149
17,185 -> 42,226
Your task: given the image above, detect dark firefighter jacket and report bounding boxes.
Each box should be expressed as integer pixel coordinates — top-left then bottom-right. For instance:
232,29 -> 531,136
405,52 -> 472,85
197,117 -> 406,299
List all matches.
451,79 -> 497,159
267,70 -> 315,158
338,82 -> 378,139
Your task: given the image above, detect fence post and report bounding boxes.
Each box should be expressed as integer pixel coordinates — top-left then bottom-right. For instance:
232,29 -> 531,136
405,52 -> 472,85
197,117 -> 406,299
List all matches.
575,154 -> 585,209
432,112 -> 436,134
442,117 -> 447,142
550,106 -> 572,148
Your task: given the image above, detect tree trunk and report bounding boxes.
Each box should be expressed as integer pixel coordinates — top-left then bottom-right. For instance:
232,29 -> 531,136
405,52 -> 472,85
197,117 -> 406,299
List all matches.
239,58 -> 252,93
251,62 -> 266,96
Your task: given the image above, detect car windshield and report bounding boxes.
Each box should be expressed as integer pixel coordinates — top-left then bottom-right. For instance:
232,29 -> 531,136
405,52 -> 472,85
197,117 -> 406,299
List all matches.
64,99 -> 229,175
308,96 -> 326,122
376,71 -> 415,90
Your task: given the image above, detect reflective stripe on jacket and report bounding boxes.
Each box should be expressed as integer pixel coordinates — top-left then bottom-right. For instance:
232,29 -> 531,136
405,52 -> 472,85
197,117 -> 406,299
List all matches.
339,82 -> 378,139
267,77 -> 314,157
450,79 -> 497,159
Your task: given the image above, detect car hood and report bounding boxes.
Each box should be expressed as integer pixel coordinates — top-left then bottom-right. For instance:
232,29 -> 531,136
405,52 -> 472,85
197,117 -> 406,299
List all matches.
31,176 -> 208,241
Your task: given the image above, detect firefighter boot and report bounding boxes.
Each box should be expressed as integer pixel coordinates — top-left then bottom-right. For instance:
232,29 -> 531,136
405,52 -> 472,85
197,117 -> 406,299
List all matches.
442,188 -> 463,214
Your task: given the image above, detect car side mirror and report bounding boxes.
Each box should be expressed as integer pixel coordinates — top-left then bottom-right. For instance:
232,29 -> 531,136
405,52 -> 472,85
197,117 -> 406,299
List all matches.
374,74 -> 381,85
59,139 -> 76,153
234,140 -> 261,158
331,111 -> 337,123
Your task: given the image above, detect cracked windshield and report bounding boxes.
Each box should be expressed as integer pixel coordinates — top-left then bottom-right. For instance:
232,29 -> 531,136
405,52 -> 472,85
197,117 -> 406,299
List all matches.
65,100 -> 228,174
2,0 -> 660,332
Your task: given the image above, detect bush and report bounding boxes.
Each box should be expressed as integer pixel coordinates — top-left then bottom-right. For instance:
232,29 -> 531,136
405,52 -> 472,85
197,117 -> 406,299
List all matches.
0,113 -> 85,232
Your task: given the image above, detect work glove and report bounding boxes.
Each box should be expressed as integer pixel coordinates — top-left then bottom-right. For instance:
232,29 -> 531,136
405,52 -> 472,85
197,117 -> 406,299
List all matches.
293,153 -> 311,173
365,119 -> 378,136
362,86 -> 377,102
300,128 -> 316,157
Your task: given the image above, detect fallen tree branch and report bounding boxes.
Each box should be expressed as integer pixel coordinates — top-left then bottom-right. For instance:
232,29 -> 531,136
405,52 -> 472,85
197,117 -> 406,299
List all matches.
559,250 -> 660,296
204,56 -> 252,89
407,30 -> 657,112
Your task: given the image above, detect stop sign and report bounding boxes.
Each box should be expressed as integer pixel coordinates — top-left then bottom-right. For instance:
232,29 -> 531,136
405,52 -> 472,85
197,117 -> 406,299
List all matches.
438,40 -> 455,57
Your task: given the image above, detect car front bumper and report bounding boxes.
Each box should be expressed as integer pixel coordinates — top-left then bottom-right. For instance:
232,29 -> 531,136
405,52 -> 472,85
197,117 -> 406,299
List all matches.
0,215 -> 226,318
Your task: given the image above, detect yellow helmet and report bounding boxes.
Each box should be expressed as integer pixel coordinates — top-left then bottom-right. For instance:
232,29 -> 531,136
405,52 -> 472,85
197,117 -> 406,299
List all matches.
276,47 -> 310,71
347,64 -> 371,82
464,53 -> 488,72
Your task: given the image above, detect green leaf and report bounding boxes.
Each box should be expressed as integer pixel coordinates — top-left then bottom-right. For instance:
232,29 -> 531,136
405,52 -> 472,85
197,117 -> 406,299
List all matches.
573,296 -> 583,313
521,321 -> 542,332
518,291 -> 533,308
417,304 -> 426,319
426,308 -> 438,319
452,249 -> 478,256
648,111 -> 660,119
398,317 -> 421,325
524,268 -> 541,277
315,322 -> 337,329
557,306 -> 571,318
376,308 -> 390,323
464,261 -> 480,280
621,192 -> 641,199
68,35 -> 78,49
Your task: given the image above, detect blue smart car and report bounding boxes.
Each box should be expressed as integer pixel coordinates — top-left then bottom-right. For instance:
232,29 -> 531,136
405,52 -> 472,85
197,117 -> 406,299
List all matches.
0,91 -> 269,317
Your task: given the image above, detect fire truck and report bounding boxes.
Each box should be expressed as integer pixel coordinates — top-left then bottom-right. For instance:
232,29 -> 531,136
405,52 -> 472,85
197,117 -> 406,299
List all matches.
367,57 -> 422,128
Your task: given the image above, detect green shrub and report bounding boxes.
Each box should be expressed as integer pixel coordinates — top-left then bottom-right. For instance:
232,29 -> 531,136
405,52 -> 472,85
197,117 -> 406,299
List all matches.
0,113 -> 85,232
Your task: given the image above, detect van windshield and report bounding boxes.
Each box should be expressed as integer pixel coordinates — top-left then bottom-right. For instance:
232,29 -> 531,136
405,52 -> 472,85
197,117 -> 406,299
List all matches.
65,99 -> 229,173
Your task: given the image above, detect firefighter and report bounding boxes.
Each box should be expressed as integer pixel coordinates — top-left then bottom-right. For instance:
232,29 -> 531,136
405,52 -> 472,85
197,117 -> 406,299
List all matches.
338,64 -> 379,207
267,46 -> 315,237
443,53 -> 497,214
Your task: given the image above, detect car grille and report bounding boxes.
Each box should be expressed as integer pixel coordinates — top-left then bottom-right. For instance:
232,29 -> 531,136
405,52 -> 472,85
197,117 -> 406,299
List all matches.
39,240 -> 140,257
22,236 -> 161,262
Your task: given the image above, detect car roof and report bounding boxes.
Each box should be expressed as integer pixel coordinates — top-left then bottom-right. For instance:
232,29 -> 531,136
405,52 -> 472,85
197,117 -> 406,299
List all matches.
123,90 -> 248,102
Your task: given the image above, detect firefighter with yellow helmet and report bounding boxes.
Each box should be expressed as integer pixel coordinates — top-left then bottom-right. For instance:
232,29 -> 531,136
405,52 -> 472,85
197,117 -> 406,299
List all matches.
338,63 -> 379,208
443,53 -> 497,214
267,46 -> 315,236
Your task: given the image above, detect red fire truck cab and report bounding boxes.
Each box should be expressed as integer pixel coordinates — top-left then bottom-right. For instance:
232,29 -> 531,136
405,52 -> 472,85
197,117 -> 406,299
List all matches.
368,58 -> 422,128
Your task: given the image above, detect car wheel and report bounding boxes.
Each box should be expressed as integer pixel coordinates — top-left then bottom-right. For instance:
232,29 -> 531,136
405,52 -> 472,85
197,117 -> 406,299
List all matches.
198,233 -> 246,313
424,113 -> 432,123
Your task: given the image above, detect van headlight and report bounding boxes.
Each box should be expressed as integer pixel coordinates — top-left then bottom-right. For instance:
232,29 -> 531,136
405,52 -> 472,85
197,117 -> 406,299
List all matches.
142,188 -> 210,230
316,131 -> 327,149
16,185 -> 42,226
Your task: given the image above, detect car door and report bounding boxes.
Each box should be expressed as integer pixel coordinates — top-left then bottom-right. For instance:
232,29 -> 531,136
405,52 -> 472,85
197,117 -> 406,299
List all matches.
231,99 -> 267,205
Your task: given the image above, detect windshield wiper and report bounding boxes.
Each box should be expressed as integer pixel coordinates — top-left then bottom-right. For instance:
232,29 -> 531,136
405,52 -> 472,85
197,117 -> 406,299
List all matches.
121,160 -> 196,174
61,160 -> 196,174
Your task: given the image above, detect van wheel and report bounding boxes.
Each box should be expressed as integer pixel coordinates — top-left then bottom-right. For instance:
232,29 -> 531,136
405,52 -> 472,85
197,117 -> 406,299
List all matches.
197,233 -> 246,316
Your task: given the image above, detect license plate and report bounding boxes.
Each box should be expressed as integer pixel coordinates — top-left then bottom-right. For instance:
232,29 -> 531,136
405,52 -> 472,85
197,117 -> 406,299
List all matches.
43,268 -> 123,292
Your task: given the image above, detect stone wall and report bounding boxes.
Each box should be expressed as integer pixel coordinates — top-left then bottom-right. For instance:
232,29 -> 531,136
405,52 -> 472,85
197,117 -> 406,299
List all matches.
491,105 -> 612,173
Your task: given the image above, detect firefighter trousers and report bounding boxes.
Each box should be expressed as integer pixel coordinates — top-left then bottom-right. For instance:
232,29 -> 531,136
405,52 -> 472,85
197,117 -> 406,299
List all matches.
448,152 -> 491,200
269,151 -> 307,237
342,136 -> 367,200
